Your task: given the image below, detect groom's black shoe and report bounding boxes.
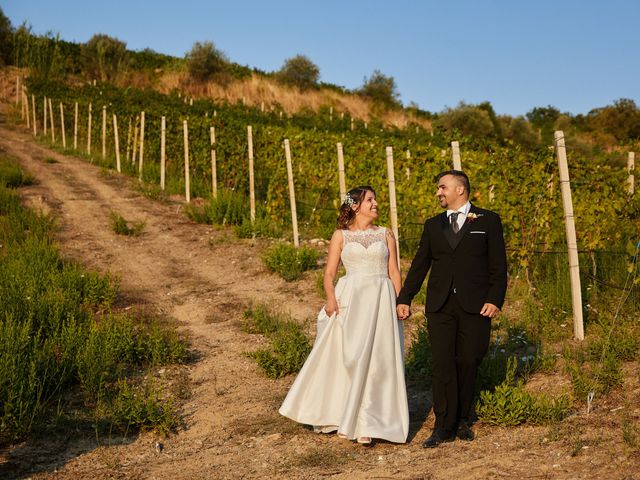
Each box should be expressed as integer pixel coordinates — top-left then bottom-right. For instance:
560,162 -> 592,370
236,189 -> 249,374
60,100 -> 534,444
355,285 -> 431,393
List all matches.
456,420 -> 475,441
421,430 -> 455,448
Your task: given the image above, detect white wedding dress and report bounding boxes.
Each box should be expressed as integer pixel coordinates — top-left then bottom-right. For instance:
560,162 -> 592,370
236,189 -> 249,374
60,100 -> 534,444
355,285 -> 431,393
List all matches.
279,227 -> 409,443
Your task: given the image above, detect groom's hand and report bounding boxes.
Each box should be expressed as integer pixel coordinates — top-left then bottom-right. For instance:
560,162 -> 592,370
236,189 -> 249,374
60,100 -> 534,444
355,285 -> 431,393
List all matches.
480,303 -> 500,318
397,304 -> 411,321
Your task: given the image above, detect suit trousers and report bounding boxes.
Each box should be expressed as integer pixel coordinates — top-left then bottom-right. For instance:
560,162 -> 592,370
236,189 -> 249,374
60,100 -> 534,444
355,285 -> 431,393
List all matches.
427,292 -> 491,435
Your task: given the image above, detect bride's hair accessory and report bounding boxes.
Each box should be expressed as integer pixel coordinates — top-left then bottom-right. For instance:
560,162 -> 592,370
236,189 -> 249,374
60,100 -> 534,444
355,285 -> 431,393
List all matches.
342,192 -> 356,206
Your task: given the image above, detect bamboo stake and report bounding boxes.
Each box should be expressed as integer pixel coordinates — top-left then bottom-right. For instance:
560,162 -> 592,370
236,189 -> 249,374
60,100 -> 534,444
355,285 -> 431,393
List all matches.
73,102 -> 78,150
451,141 -> 462,170
48,98 -> 55,143
87,103 -> 92,155
628,152 -> 635,195
247,125 -> 255,222
160,116 -> 166,190
336,142 -> 346,200
183,120 -> 191,203
554,130 -> 584,341
113,114 -> 121,172
284,139 -> 299,247
210,126 -> 217,197
31,95 -> 36,135
102,105 -> 107,159
60,103 -> 66,148
386,146 -> 401,269
138,111 -> 145,180
43,97 -> 48,136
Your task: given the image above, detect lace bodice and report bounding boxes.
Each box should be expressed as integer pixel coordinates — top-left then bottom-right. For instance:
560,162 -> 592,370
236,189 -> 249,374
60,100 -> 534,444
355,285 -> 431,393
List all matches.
341,227 -> 389,276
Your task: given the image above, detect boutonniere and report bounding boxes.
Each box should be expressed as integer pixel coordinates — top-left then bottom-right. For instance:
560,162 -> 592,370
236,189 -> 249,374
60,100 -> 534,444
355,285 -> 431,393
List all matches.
466,212 -> 483,223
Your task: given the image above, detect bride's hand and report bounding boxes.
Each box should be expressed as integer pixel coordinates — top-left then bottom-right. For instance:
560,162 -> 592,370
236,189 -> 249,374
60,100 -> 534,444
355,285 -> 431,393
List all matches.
325,298 -> 339,317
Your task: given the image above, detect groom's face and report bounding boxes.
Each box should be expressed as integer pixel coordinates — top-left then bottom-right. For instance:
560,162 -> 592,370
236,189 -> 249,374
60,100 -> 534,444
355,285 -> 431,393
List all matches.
436,174 -> 466,209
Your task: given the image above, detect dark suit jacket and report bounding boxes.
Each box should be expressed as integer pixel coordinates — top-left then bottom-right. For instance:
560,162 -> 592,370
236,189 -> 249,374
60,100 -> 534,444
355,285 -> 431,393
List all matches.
397,204 -> 507,314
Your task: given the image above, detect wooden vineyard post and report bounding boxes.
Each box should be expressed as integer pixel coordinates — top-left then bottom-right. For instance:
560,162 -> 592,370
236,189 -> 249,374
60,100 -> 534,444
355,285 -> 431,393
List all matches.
43,97 -> 48,136
284,139 -> 300,247
73,102 -> 78,150
386,146 -> 401,269
87,103 -> 92,155
138,111 -> 145,181
15,76 -> 20,105
247,125 -> 255,222
132,118 -> 139,166
160,116 -> 166,190
102,105 -> 107,159
554,130 -> 584,341
451,141 -> 462,170
31,95 -> 36,136
336,142 -> 346,201
628,152 -> 635,195
210,126 -> 217,198
183,120 -> 191,203
24,91 -> 30,129
60,103 -> 66,148
48,98 -> 55,143
113,114 -> 121,172
125,117 -> 132,163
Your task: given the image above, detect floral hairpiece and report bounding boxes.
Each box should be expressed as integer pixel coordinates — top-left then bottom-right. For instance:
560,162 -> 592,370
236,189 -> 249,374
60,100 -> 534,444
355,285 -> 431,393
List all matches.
342,192 -> 356,206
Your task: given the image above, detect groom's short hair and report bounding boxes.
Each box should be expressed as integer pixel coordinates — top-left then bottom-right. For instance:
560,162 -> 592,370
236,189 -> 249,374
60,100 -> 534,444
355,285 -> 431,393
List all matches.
437,170 -> 471,194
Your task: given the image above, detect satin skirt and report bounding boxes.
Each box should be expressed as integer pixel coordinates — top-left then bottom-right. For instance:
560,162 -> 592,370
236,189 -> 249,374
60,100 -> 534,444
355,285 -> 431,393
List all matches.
279,273 -> 409,443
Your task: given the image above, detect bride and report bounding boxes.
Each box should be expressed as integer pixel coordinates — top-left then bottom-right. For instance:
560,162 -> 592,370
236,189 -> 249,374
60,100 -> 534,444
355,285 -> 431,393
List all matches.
279,186 -> 409,445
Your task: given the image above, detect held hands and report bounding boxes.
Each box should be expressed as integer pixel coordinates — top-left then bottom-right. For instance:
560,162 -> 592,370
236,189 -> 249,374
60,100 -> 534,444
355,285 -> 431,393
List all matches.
325,298 -> 339,317
480,303 -> 500,318
396,304 -> 411,321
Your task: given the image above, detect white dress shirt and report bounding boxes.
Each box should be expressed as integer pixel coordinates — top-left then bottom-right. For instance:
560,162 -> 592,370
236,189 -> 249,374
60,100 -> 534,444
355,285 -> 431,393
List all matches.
447,201 -> 471,232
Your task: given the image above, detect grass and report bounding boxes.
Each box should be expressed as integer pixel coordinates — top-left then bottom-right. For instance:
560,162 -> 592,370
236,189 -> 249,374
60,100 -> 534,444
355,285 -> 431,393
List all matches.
0,156 -> 188,445
110,210 -> 145,236
243,304 -> 312,378
262,242 -> 319,281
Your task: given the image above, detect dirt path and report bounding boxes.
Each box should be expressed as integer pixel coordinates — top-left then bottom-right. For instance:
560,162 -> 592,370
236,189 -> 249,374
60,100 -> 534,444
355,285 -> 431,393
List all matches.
0,106 -> 638,479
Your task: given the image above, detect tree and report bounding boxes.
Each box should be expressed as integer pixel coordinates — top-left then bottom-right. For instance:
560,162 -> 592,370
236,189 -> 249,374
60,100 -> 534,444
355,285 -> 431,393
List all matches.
526,106 -> 561,144
276,55 -> 320,90
588,98 -> 640,142
186,41 -> 229,81
436,102 -> 495,138
81,34 -> 128,82
0,7 -> 13,66
358,70 -> 401,109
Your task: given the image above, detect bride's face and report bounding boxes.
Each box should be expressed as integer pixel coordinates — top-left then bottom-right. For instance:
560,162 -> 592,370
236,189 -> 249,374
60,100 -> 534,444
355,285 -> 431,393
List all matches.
356,190 -> 379,219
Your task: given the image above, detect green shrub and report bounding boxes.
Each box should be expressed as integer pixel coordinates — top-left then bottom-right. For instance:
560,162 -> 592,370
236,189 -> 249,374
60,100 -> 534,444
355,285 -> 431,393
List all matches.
104,379 -> 180,435
262,243 -> 319,281
405,313 -> 432,385
477,358 -> 571,426
235,216 -> 282,239
0,156 -> 35,188
110,211 -> 145,236
244,304 -> 311,378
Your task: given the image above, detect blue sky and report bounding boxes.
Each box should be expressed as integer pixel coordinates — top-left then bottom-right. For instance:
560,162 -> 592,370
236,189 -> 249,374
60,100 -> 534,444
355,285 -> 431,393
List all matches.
3,0 -> 639,116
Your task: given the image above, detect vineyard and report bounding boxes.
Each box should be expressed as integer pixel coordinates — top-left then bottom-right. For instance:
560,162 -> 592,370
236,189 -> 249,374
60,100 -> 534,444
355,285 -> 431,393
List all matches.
1,67 -> 640,478
20,78 -> 640,261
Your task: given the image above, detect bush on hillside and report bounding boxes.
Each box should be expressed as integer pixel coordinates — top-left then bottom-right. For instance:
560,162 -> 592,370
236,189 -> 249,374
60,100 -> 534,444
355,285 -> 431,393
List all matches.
186,41 -> 229,82
82,34 -> 128,82
276,55 -> 320,90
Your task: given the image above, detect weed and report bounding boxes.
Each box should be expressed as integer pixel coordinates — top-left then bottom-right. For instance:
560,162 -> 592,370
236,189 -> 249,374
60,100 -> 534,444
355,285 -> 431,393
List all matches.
244,304 -> 311,378
476,358 -> 571,426
110,211 -> 145,236
44,157 -> 58,164
235,216 -> 282,239
262,243 -> 319,281
0,155 -> 35,187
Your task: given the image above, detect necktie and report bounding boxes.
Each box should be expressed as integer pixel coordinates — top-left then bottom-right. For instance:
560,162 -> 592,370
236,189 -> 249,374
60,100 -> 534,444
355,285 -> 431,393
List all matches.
450,212 -> 460,234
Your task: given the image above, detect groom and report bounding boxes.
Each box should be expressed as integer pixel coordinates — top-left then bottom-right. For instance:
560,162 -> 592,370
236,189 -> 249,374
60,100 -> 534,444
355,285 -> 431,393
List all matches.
397,170 -> 507,448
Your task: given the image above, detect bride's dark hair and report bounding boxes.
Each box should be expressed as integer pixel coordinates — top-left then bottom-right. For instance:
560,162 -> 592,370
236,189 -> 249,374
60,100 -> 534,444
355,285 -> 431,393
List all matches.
337,186 -> 376,230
